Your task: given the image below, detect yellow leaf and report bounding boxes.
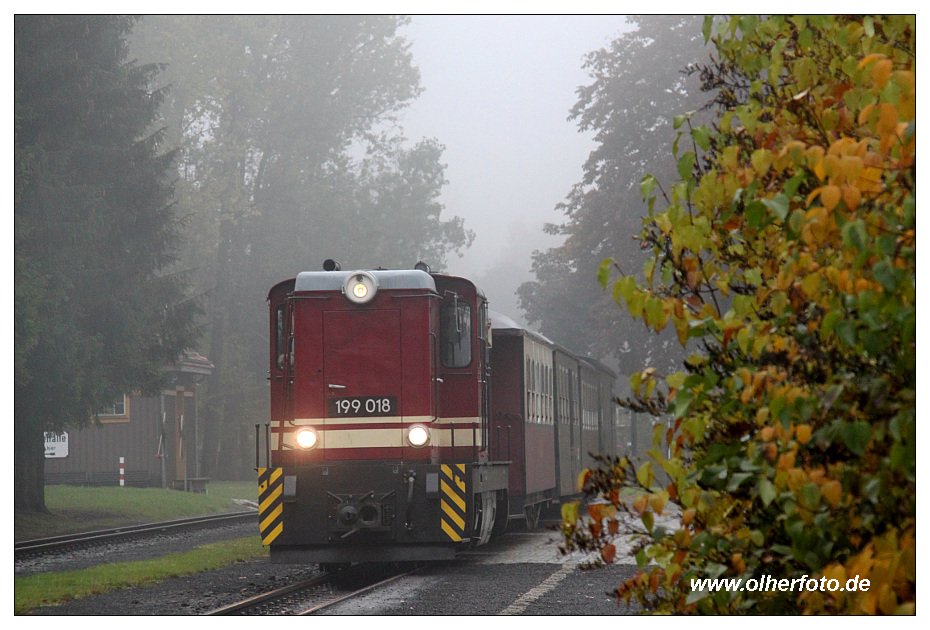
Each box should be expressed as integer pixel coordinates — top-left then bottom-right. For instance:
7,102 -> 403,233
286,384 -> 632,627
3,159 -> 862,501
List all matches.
822,480 -> 842,508
561,501 -> 579,524
842,186 -> 861,210
822,154 -> 841,179
751,148 -> 773,176
755,407 -> 770,425
681,508 -> 696,526
795,424 -> 812,444
871,59 -> 893,89
576,468 -> 592,492
821,185 -> 841,211
857,52 -> 887,70
776,453 -> 807,481
788,468 -> 809,492
649,492 -> 668,515
878,584 -> 898,614
806,186 -> 824,209
877,103 -> 898,135
731,553 -> 746,574
839,154 -> 864,183
824,563 -> 846,586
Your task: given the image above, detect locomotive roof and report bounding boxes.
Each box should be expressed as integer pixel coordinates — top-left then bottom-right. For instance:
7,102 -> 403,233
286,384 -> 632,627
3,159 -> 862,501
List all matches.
294,269 -> 437,293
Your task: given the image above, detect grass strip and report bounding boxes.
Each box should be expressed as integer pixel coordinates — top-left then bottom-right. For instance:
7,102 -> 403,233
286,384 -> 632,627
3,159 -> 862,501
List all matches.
15,482 -> 257,540
15,535 -> 267,615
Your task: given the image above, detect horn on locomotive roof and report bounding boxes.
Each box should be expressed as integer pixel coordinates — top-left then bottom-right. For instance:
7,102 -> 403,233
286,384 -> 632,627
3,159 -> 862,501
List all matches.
414,261 -> 431,273
323,259 -> 341,271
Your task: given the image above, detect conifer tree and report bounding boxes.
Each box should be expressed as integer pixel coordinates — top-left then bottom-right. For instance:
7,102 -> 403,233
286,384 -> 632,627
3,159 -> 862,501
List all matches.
14,15 -> 199,510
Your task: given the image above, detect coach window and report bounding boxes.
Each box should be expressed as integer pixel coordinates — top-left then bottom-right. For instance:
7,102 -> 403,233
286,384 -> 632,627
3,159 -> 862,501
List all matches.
440,298 -> 472,368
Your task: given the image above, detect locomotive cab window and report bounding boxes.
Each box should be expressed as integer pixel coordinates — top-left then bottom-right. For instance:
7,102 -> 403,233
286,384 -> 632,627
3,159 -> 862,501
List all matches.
275,304 -> 293,371
440,298 -> 472,368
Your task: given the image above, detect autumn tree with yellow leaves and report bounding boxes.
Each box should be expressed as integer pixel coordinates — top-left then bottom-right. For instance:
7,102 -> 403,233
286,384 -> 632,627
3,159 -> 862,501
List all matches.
561,15 -> 915,614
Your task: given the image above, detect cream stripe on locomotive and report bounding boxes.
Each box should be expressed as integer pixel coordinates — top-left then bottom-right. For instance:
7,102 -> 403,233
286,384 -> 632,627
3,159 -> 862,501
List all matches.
275,416 -> 482,450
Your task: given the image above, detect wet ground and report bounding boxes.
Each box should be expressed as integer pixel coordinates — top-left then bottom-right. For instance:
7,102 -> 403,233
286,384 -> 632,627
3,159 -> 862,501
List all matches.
25,525 -> 644,616
321,528 -> 643,615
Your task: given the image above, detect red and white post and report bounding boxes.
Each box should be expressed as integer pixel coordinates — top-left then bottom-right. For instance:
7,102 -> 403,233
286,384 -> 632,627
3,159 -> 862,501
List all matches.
119,456 -> 125,487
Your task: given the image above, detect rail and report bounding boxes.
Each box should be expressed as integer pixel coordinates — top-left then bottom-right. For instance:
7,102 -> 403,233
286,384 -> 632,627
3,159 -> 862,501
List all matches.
15,510 -> 257,555
206,564 -> 414,615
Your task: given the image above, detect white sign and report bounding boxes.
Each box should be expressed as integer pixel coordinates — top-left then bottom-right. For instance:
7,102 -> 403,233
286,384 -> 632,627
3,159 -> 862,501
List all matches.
44,431 -> 69,458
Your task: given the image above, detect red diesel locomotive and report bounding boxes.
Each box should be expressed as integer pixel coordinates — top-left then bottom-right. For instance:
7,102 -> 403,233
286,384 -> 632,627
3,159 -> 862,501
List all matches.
258,261 -> 617,565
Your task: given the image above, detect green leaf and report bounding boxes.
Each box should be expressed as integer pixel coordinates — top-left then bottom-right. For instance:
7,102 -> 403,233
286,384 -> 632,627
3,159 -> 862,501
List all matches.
642,510 -> 654,532
645,298 -> 665,329
612,275 -> 637,306
745,201 -> 767,229
673,112 -> 695,130
842,219 -> 868,250
666,371 -> 687,389
673,390 -> 693,419
706,562 -> 727,579
834,319 -> 857,347
872,259 -> 899,291
727,472 -> 753,491
677,152 -> 697,180
842,421 -> 871,455
788,208 -> 806,235
757,479 -> 777,506
686,587 -> 711,605
820,311 -> 842,340
637,461 -> 655,487
799,483 -> 820,510
597,259 -> 613,289
762,193 -> 790,220
702,14 -> 714,43
692,125 -> 712,151
640,175 -> 658,201
744,268 -> 763,287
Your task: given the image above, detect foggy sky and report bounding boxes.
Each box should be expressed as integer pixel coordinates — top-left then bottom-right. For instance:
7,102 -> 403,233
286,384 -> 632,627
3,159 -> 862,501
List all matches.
397,15 -> 634,320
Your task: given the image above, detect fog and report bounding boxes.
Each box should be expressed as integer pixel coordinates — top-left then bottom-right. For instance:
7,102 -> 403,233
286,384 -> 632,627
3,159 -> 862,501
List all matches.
397,15 -> 634,322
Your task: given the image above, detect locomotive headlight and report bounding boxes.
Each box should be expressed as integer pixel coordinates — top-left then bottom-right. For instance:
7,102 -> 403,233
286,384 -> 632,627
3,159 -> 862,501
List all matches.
406,424 -> 430,448
295,427 -> 319,450
343,271 -> 379,304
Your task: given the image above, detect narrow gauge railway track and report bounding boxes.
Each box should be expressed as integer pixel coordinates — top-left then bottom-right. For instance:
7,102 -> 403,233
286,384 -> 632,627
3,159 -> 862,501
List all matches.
207,564 -> 413,615
15,511 -> 257,560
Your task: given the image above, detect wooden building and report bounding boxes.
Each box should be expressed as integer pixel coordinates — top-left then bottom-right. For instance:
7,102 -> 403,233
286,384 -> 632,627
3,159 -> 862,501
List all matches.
44,351 -> 214,491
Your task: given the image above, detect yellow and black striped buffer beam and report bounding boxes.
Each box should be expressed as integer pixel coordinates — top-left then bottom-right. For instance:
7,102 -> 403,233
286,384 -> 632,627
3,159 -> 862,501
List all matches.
258,468 -> 284,545
440,464 -> 468,542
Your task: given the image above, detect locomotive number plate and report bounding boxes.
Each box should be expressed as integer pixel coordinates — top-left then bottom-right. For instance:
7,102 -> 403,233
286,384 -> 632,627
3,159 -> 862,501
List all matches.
328,396 -> 397,417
